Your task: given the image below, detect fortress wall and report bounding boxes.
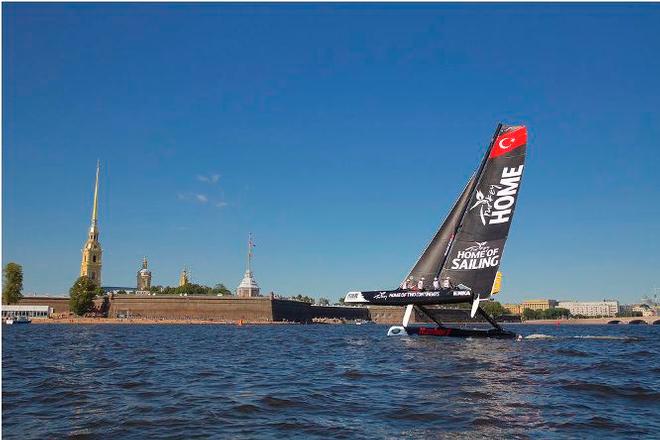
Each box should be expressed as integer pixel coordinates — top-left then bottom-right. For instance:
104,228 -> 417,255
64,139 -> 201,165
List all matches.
270,300 -> 369,322
19,297 -> 71,315
367,306 -> 478,324
107,297 -> 370,323
309,305 -> 369,320
271,299 -> 311,322
107,295 -> 275,321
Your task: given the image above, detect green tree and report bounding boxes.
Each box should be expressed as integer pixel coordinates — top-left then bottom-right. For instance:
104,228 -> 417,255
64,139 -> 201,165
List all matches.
69,276 -> 102,315
541,307 -> 571,319
337,296 -> 345,305
176,283 -> 212,296
522,308 -> 539,321
3,262 -> 24,305
481,300 -> 506,317
317,297 -> 330,306
290,294 -> 314,304
211,283 -> 232,296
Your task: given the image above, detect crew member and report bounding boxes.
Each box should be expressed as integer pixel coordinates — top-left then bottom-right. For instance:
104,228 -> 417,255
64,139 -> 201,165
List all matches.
417,277 -> 425,291
433,277 -> 440,290
400,279 -> 408,290
441,277 -> 452,289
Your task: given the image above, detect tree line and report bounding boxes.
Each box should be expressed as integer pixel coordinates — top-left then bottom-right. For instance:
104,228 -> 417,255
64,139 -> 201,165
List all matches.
3,262 -> 24,305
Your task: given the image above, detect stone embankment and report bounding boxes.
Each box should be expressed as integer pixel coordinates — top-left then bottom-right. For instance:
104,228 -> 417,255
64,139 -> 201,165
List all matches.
522,317 -> 659,325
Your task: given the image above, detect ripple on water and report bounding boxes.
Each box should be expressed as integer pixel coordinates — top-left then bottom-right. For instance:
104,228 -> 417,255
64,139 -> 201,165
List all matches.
2,324 -> 659,439
560,381 -> 660,403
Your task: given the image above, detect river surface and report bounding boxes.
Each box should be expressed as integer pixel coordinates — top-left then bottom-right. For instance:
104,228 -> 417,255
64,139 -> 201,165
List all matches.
3,324 -> 659,439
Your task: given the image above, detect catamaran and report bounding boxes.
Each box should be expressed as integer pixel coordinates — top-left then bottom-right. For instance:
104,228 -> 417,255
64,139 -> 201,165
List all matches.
344,123 -> 527,338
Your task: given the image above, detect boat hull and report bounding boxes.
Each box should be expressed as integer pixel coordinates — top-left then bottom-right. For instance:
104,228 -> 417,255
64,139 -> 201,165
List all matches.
388,325 -> 519,339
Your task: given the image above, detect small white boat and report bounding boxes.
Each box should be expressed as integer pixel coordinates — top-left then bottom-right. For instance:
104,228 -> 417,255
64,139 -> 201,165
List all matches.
5,316 -> 31,325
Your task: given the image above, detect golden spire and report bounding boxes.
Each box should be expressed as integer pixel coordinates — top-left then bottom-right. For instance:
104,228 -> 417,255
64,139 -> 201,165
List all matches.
91,159 -> 100,225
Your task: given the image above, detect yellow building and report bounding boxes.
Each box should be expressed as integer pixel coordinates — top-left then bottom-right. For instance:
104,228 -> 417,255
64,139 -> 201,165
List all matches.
179,268 -> 189,287
80,161 -> 102,287
503,304 -> 523,315
522,299 -> 558,311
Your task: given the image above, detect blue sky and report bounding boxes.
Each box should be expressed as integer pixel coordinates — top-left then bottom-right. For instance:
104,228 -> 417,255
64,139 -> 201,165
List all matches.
3,3 -> 659,303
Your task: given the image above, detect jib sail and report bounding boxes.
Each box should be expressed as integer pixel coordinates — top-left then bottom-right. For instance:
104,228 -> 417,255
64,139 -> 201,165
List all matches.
403,175 -> 476,288
438,124 -> 528,296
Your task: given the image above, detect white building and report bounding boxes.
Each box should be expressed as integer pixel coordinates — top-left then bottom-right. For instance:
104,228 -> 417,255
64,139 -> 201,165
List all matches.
237,234 -> 260,298
558,300 -> 619,317
2,305 -> 52,319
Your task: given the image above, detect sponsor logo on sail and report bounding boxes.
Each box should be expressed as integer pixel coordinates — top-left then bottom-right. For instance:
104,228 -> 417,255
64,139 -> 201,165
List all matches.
470,185 -> 501,226
470,165 -> 524,225
451,241 -> 500,270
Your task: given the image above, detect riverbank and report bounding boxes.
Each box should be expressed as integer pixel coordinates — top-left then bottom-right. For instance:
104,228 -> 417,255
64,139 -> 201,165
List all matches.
518,318 -> 658,325
29,317 -> 296,325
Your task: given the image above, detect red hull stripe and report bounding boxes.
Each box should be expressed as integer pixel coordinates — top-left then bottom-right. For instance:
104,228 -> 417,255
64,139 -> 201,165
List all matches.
418,327 -> 453,336
489,126 -> 527,158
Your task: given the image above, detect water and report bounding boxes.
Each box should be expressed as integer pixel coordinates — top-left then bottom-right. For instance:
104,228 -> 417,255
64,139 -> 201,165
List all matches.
3,324 -> 659,439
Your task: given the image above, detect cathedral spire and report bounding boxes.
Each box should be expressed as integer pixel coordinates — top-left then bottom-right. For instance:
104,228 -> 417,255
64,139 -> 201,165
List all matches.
247,232 -> 254,273
80,160 -> 103,287
91,159 -> 100,227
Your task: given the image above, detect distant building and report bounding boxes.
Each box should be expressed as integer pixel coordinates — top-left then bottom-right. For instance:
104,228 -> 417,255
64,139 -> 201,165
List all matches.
631,304 -> 655,317
503,304 -> 523,315
237,233 -> 260,298
80,161 -> 103,287
558,300 -> 619,317
522,299 -> 558,311
2,305 -> 52,319
136,257 -> 152,293
103,287 -> 137,295
179,268 -> 189,287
